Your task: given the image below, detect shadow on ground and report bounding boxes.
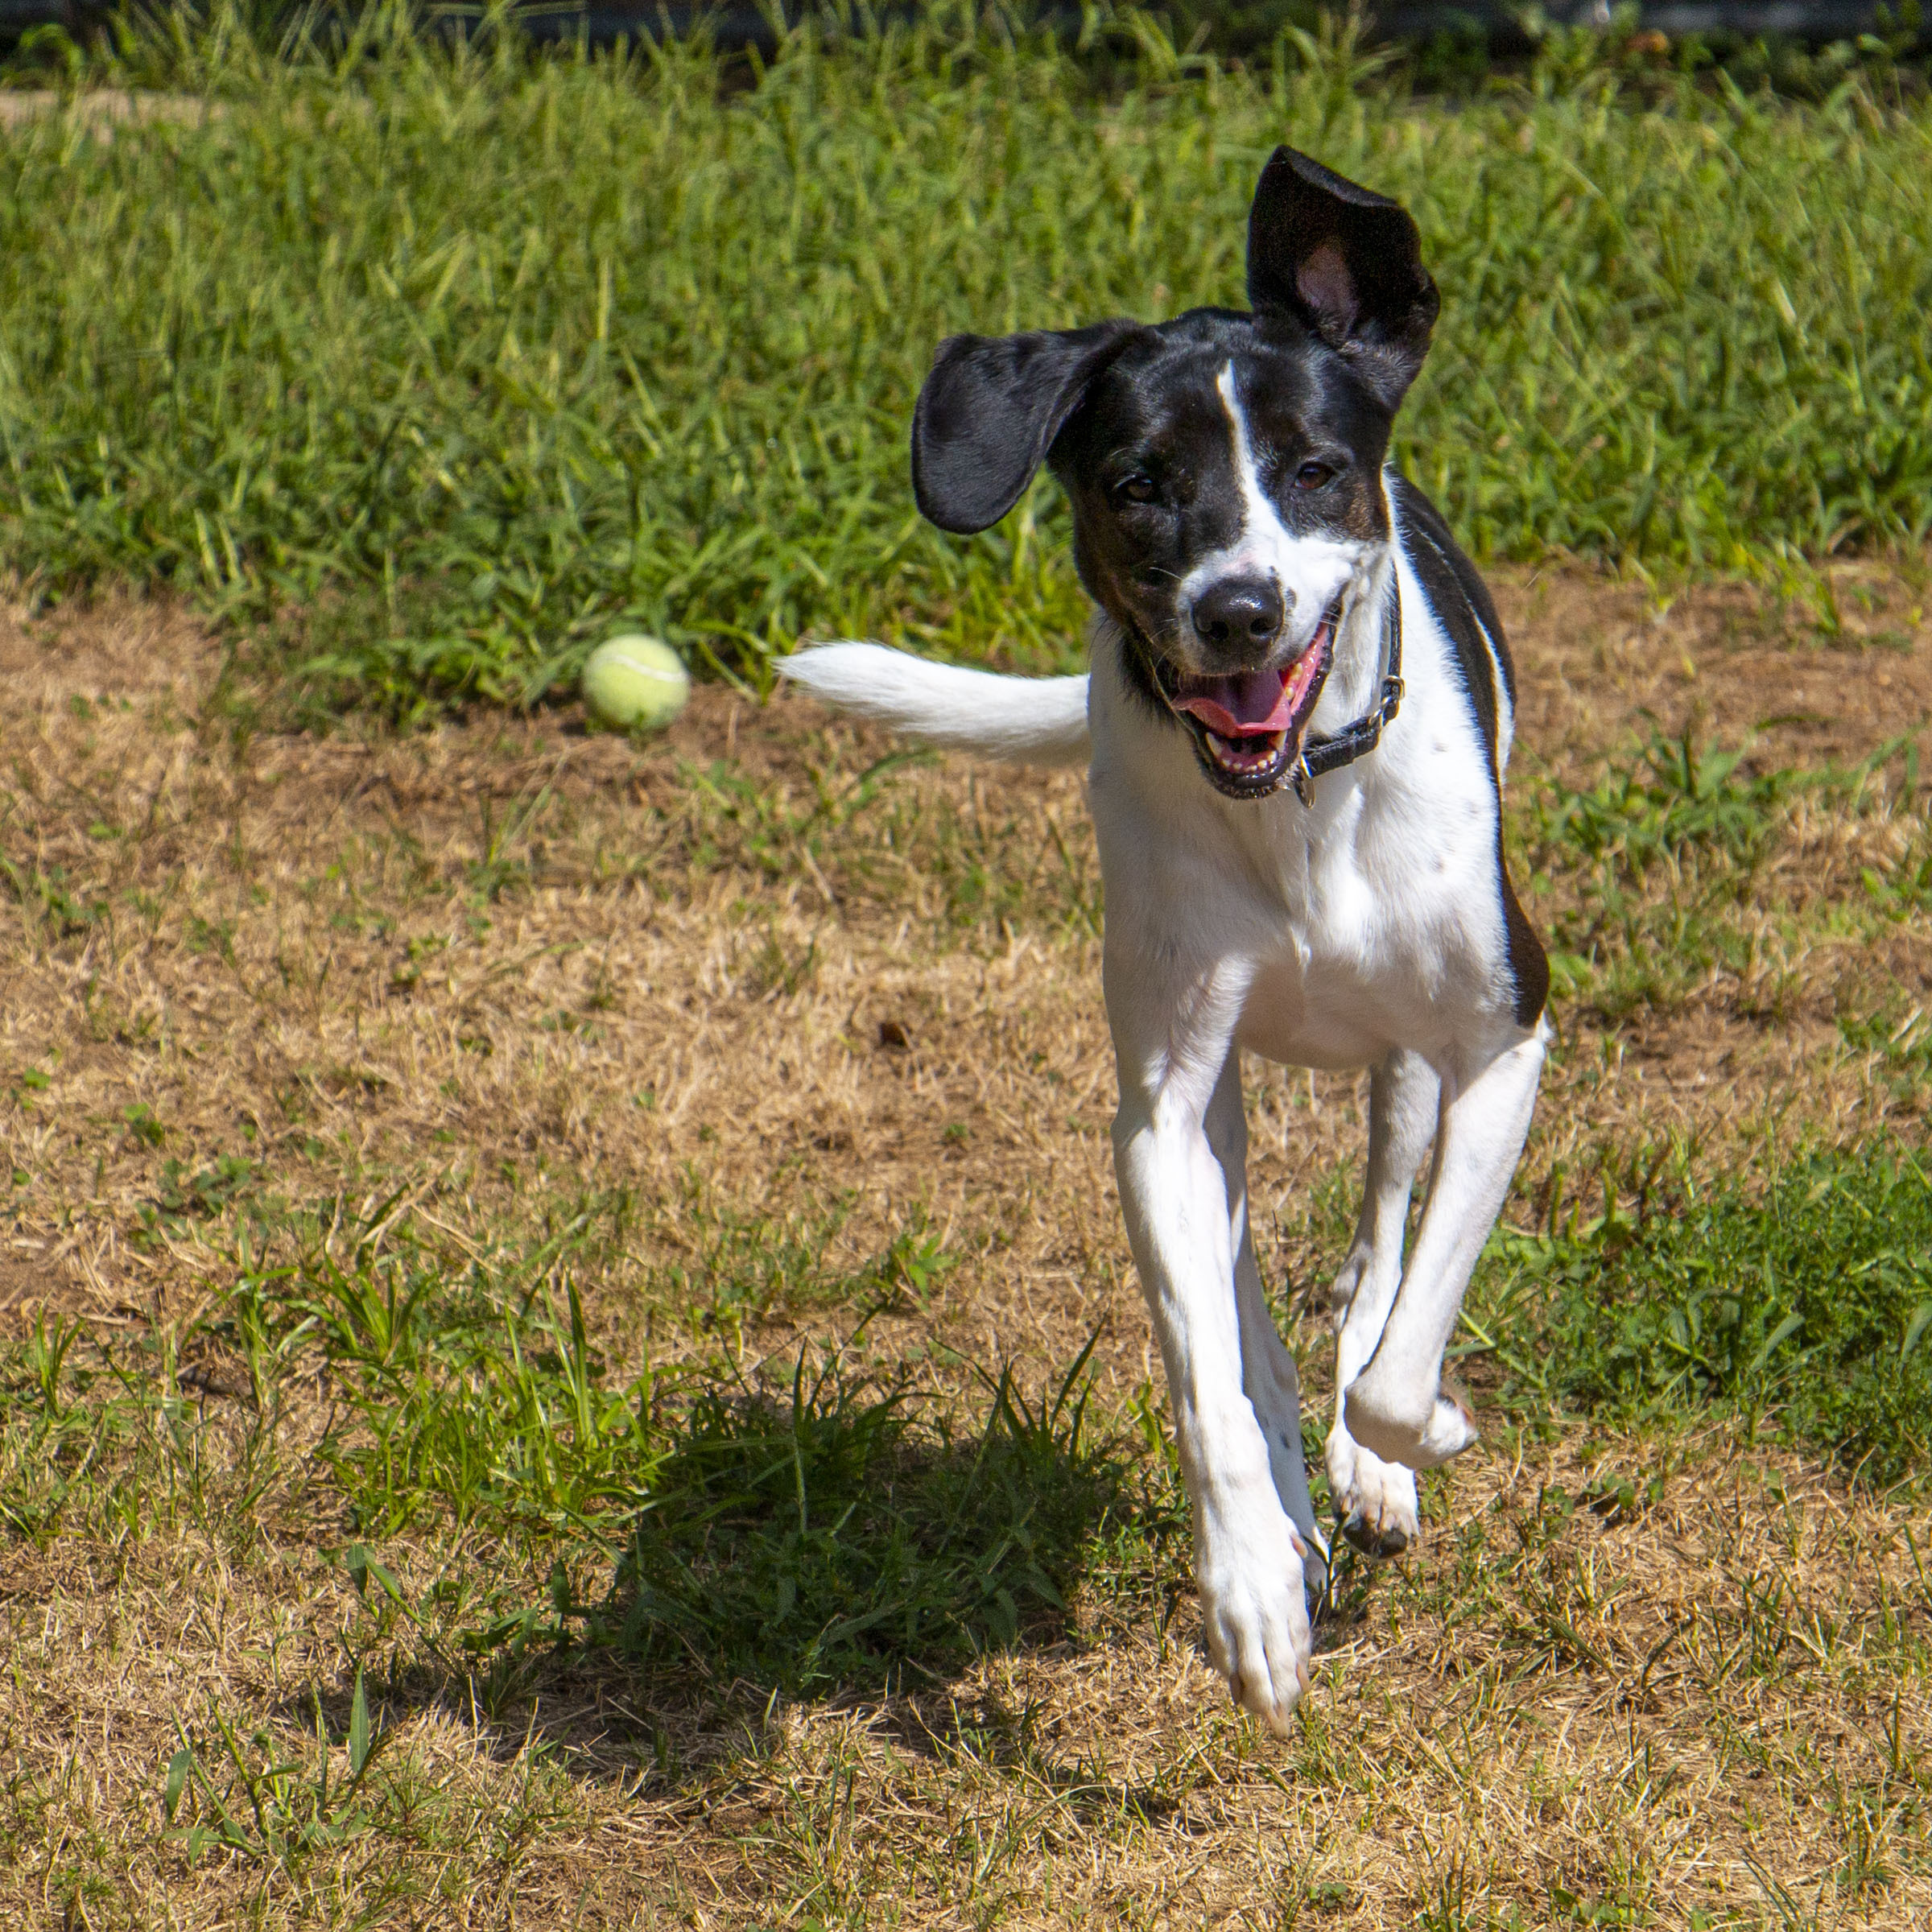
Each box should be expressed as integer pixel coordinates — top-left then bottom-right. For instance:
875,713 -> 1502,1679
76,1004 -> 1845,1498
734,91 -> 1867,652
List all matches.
599,1344 -> 1170,1696
268,1337 -> 1189,1797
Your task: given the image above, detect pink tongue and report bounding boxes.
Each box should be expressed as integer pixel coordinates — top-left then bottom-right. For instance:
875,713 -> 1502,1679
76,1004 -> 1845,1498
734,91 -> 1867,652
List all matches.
1173,667 -> 1295,739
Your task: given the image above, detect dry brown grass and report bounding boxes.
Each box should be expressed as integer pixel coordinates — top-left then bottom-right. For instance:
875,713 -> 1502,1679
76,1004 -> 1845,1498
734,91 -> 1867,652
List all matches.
0,565 -> 1928,1928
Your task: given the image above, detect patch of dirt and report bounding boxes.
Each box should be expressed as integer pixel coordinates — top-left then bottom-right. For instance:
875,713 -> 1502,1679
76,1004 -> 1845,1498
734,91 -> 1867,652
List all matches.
0,570 -> 1926,1381
1496,559 -> 1932,773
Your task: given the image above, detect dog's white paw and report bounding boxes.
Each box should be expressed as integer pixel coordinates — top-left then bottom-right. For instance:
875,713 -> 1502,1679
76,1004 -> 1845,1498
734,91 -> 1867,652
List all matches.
1325,1426 -> 1420,1558
1195,1496 -> 1312,1736
1342,1370 -> 1478,1471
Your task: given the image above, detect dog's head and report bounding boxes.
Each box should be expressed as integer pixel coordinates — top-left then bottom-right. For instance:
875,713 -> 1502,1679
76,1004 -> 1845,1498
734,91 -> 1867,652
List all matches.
912,148 -> 1439,799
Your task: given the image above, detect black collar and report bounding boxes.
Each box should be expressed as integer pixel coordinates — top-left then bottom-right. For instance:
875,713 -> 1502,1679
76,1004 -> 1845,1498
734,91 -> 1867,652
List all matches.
1289,582 -> 1404,806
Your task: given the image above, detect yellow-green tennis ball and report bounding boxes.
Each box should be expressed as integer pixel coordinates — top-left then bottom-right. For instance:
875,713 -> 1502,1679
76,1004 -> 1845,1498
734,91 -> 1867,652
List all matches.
580,634 -> 689,733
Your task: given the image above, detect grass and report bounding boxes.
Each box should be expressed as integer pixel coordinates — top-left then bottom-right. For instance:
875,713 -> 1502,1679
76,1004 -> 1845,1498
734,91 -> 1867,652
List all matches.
1468,1143 -> 1932,1484
0,570 -> 1928,1923
1519,724 -> 1922,1019
605,1335 -> 1148,1692
0,6 -> 1930,715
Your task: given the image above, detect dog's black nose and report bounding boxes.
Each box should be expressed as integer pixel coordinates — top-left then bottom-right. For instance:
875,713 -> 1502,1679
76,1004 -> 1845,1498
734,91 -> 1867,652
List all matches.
1191,575 -> 1285,653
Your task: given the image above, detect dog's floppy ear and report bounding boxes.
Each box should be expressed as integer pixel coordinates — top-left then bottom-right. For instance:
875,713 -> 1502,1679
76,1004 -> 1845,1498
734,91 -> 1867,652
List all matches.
912,320 -> 1142,535
1246,147 -> 1439,409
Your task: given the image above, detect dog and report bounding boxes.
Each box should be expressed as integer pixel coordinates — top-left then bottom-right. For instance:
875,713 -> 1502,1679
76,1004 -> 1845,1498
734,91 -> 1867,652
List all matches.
781,148 -> 1547,1735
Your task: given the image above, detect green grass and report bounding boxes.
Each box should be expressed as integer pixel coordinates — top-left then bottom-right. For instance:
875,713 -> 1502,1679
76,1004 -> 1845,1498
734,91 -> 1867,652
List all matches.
2,6 -> 1930,714
4,1183 -> 1166,1706
607,1335 -> 1152,1693
293,1224 -> 1169,1696
1517,728 -> 1920,1020
1464,1143 -> 1932,1484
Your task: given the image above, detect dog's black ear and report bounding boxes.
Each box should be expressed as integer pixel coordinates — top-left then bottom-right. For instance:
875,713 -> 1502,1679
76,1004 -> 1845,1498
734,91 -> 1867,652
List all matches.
1246,147 -> 1439,409
912,320 -> 1142,535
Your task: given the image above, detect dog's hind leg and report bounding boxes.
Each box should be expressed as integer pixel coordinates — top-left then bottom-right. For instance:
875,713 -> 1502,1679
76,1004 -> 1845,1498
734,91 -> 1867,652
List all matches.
1344,1026 -> 1546,1470
1203,1059 -> 1330,1606
1325,1049 -> 1438,1558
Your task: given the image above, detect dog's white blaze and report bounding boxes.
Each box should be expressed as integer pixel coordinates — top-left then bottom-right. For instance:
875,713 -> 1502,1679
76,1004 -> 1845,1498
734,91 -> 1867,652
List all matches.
1171,365 -> 1366,664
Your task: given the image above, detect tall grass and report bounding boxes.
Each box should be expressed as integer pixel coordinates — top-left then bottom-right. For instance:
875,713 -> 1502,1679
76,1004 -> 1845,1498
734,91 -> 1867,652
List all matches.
2,6 -> 1930,712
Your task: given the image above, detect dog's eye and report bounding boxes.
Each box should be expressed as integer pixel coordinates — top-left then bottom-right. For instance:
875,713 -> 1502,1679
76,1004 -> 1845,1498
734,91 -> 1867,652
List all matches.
1293,462 -> 1336,491
1114,474 -> 1159,506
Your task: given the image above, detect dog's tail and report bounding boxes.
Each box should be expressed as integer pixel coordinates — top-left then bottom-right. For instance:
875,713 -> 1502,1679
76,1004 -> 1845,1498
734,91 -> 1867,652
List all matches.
778,642 -> 1091,768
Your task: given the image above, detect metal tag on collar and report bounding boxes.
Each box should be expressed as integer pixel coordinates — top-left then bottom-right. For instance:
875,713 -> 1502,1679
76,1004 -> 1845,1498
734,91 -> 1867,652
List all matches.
1290,749 -> 1315,807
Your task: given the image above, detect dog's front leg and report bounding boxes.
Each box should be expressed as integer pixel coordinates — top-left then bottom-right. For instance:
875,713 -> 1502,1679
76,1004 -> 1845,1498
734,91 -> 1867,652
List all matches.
1109,956 -> 1312,1735
1344,1026 -> 1546,1468
1203,1059 -> 1328,1596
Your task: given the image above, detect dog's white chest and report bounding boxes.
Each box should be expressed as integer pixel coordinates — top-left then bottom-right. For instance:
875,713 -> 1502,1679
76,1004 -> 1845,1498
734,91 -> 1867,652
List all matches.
1090,641 -> 1508,1072
1232,763 -> 1497,1065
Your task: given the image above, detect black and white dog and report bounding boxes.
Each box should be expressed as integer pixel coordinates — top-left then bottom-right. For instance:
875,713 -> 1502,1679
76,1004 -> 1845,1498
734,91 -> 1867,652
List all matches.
782,149 -> 1547,1733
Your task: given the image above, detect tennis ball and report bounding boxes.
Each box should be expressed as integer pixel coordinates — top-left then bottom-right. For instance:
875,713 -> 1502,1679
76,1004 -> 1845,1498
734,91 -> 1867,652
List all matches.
580,634 -> 689,733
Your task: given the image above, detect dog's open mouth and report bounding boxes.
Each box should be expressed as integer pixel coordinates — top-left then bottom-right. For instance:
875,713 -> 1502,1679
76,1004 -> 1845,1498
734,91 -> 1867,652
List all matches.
1161,597 -> 1341,799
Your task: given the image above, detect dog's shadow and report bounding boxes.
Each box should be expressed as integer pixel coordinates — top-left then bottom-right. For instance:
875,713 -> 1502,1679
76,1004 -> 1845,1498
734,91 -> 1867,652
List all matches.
279,1353 -> 1191,1802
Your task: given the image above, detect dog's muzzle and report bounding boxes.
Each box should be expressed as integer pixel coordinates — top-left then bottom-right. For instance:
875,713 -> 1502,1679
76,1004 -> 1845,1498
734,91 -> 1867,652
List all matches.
1158,597 -> 1342,800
